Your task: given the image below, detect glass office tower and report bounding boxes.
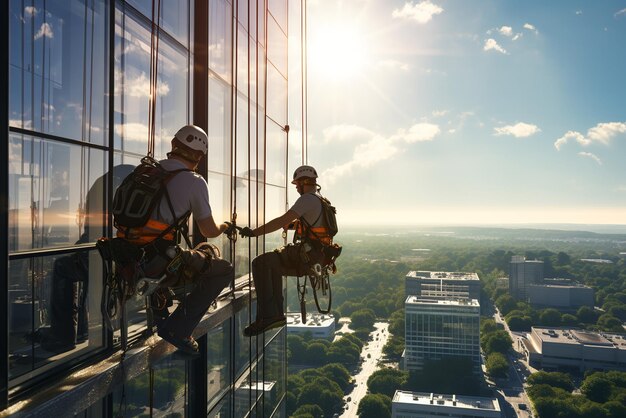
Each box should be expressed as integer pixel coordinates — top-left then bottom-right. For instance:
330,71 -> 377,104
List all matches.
1,0 -> 306,415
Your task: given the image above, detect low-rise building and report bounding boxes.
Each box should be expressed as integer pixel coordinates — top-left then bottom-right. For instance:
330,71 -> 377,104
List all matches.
286,312 -> 335,340
525,327 -> 626,371
528,282 -> 594,309
392,390 -> 502,418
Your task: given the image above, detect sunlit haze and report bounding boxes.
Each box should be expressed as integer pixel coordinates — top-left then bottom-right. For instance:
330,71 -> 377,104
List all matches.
306,0 -> 626,227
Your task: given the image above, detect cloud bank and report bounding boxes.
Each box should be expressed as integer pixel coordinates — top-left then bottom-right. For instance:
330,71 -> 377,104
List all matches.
322,123 -> 440,184
392,1 -> 443,24
554,122 -> 626,150
494,122 -> 541,138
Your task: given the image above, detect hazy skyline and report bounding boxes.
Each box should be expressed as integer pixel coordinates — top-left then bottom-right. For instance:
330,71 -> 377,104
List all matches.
306,0 -> 626,226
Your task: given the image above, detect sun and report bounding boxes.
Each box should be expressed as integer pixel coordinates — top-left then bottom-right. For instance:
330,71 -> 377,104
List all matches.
308,22 -> 369,81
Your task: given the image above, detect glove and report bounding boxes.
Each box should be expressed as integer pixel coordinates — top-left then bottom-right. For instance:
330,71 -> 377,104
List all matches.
223,221 -> 237,237
239,226 -> 256,238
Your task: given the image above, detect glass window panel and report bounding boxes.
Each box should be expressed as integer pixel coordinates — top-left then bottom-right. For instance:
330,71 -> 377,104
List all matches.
268,0 -> 287,34
207,319 -> 232,409
237,0 -> 248,31
263,329 -> 286,416
8,134 -> 107,251
9,0 -> 109,145
249,0 -> 257,42
266,63 -> 286,125
237,24 -> 249,96
209,391 -> 232,418
125,0 -> 189,47
234,364 -> 257,418
235,304 -> 259,379
265,120 -> 286,187
257,0 -> 265,47
234,175 -> 250,275
257,47 -> 266,111
208,74 -> 232,175
236,94 -> 249,179
8,250 -> 104,381
114,10 -> 189,158
152,356 -> 189,416
111,368 -> 151,417
267,15 -> 287,78
263,185 -> 286,251
209,0 -> 233,83
205,171 -> 231,261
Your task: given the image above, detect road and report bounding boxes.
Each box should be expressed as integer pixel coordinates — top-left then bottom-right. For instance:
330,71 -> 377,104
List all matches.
339,321 -> 390,418
493,309 -> 534,418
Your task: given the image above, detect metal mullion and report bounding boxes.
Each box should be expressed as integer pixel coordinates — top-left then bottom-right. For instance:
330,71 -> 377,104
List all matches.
8,126 -> 110,152
9,243 -> 96,261
1,0 -> 9,410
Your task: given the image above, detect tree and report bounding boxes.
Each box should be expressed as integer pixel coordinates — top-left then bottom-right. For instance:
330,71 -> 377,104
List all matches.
304,342 -> 328,364
506,315 -> 532,332
540,308 -> 562,326
597,314 -> 622,332
603,401 -> 626,418
496,294 -> 517,315
320,363 -> 352,391
298,377 -> 344,418
481,330 -> 512,355
357,394 -> 391,418
527,371 -> 574,392
577,306 -> 597,323
532,397 -> 579,418
561,313 -> 579,326
485,352 -> 508,378
367,369 -> 407,397
581,374 -> 613,403
292,404 -> 323,418
350,308 -> 376,330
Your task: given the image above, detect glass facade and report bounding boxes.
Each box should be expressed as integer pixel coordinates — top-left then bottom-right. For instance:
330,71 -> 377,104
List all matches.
404,298 -> 481,372
2,0 -> 305,415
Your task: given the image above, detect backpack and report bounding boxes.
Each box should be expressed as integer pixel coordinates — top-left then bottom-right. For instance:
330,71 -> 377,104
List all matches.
112,156 -> 189,229
318,195 -> 338,238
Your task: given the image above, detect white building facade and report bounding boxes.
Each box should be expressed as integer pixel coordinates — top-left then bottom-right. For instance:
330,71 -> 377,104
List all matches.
286,313 -> 336,340
392,390 -> 502,418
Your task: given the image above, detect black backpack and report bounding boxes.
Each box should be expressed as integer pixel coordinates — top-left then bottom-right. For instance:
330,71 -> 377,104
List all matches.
112,156 -> 189,230
318,195 -> 338,238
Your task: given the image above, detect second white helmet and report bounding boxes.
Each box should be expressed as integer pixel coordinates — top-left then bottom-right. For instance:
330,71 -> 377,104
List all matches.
291,165 -> 318,184
174,125 -> 208,155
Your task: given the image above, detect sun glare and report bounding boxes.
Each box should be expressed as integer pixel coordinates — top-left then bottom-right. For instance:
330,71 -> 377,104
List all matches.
308,22 -> 368,80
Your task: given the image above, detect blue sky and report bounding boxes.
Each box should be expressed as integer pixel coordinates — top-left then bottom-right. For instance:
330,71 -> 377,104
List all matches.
305,0 -> 626,226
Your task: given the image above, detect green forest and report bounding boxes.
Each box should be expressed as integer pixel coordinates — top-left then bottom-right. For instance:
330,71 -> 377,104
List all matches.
285,226 -> 626,418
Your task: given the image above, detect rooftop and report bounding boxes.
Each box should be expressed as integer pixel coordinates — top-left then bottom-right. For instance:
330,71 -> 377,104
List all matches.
286,312 -> 335,328
393,390 -> 500,412
407,271 -> 480,281
406,296 -> 479,307
533,327 -> 626,350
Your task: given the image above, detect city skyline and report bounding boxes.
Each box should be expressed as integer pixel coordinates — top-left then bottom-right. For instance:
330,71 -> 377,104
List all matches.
306,0 -> 626,226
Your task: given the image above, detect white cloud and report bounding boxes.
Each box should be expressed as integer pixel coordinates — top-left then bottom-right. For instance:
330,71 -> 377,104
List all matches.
34,22 -> 53,40
554,122 -> 626,150
322,124 -> 376,143
115,123 -> 149,143
125,72 -> 170,98
523,23 -> 538,34
616,9 -> 626,18
483,38 -> 507,54
431,110 -> 448,117
578,152 -> 602,165
24,6 -> 38,16
322,123 -> 441,184
392,1 -> 444,24
377,60 -> 410,71
575,10 -> 583,16
494,122 -> 541,138
512,33 -> 522,41
498,26 -> 513,37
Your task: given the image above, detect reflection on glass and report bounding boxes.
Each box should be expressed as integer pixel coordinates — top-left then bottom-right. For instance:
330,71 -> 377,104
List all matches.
265,120 -> 286,187
207,319 -> 231,409
237,24 -> 249,96
209,391 -> 232,418
268,0 -> 288,35
234,175 -> 251,276
264,185 -> 287,251
114,8 -> 188,158
112,368 -> 150,417
205,171 -> 231,261
234,304 -> 257,380
262,328 -> 286,416
8,250 -> 103,380
208,75 -> 232,175
266,63 -> 287,125
152,356 -> 188,417
8,134 -> 107,251
257,0 -> 266,47
267,14 -> 287,78
209,0 -> 233,83
8,0 -> 109,145
126,0 -> 190,48
236,94 -> 249,179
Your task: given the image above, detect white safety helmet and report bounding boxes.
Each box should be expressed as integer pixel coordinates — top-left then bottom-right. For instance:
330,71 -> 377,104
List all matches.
291,165 -> 318,184
174,125 -> 208,155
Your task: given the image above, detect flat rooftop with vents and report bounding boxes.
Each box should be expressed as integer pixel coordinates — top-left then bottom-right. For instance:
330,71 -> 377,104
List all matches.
392,390 -> 502,418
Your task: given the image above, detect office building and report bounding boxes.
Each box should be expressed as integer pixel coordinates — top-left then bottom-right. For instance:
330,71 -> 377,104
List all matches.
528,282 -> 594,309
392,390 -> 502,418
286,312 -> 336,340
525,327 -> 626,371
405,271 -> 481,302
1,0 -> 307,415
509,256 -> 544,300
404,296 -> 480,372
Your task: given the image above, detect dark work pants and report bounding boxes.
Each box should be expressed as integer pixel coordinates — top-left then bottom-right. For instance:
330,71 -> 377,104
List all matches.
251,244 -> 312,321
159,258 -> 233,339
49,252 -> 88,344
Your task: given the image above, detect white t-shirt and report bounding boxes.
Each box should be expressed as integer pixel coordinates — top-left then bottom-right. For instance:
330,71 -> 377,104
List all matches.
151,158 -> 212,224
289,192 -> 323,226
